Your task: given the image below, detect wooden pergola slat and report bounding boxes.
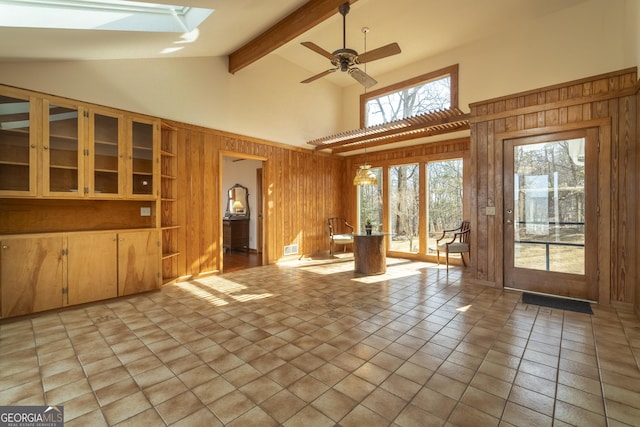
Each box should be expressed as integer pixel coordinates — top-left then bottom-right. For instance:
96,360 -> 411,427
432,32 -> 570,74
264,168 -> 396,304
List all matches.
307,107 -> 470,153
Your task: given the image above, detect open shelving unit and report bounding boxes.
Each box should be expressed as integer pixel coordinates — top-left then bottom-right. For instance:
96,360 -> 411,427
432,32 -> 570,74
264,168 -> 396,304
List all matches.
160,123 -> 179,284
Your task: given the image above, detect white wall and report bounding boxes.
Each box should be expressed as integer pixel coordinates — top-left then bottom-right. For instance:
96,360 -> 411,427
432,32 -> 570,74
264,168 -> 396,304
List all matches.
628,0 -> 640,68
341,0 -> 637,139
0,54 -> 343,148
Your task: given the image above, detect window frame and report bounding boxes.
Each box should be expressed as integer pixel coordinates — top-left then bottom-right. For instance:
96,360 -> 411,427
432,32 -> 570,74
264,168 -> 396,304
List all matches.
359,64 -> 459,128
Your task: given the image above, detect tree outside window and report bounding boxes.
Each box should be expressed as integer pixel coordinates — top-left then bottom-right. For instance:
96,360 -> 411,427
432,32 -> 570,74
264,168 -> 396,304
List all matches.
360,64 -> 458,127
389,164 -> 419,253
427,159 -> 463,254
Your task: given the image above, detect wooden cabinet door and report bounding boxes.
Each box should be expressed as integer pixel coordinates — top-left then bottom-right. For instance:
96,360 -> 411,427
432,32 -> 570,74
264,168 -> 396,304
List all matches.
87,109 -> 123,198
43,100 -> 86,197
127,118 -> 159,198
0,89 -> 38,196
1,236 -> 64,317
118,230 -> 160,296
67,232 -> 118,305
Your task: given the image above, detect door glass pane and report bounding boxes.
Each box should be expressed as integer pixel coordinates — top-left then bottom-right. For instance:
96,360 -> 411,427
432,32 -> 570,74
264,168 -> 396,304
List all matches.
0,94 -> 30,192
513,138 -> 585,274
132,121 -> 153,195
48,104 -> 79,193
427,159 -> 463,255
389,164 -> 419,253
357,167 -> 382,233
94,113 -> 119,194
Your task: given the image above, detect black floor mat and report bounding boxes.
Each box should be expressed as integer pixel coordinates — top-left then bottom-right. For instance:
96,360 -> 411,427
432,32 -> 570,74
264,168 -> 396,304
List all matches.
522,293 -> 593,315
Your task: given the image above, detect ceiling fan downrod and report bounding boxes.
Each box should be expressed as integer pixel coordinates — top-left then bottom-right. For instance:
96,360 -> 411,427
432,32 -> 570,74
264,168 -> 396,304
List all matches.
339,2 -> 350,50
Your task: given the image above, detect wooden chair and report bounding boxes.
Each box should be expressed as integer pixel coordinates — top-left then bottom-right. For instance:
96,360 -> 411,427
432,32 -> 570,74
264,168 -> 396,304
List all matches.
328,217 -> 354,256
436,220 -> 470,271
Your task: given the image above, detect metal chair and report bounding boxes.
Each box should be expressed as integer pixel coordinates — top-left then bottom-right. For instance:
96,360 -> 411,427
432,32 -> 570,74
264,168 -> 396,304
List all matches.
436,220 -> 470,271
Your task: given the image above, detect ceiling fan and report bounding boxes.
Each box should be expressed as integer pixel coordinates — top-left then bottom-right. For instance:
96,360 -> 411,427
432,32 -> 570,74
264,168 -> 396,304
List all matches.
300,2 -> 401,88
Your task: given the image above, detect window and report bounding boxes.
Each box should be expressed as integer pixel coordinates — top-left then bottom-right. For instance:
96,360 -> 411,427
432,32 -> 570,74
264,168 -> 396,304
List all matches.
389,164 -> 420,253
0,0 -> 214,33
357,167 -> 383,233
426,159 -> 464,254
361,65 -> 458,127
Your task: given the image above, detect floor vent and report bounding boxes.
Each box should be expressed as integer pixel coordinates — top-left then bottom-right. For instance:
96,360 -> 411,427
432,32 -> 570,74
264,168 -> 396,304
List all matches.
284,244 -> 298,256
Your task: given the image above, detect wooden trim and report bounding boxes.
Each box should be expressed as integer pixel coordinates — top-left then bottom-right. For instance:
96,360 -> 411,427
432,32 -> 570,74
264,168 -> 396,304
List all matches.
228,0 -> 358,74
470,88 -> 637,124
495,118 -> 611,140
161,119 -> 330,156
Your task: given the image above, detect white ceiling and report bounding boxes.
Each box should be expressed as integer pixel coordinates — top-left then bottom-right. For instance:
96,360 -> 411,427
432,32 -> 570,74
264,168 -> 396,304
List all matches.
0,0 -> 589,87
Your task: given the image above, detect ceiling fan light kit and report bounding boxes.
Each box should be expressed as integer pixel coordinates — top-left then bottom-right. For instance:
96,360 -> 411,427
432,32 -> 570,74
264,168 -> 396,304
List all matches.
301,2 -> 401,87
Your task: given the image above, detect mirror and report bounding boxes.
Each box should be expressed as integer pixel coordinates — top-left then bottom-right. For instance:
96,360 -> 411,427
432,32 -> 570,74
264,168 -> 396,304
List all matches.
225,183 -> 250,218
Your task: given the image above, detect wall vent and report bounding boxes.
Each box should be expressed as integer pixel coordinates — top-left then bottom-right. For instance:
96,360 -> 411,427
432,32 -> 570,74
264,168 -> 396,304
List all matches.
284,244 -> 298,256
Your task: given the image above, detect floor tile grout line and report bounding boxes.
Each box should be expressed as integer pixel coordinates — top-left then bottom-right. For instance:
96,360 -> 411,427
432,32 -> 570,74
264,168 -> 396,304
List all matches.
443,288 -> 526,425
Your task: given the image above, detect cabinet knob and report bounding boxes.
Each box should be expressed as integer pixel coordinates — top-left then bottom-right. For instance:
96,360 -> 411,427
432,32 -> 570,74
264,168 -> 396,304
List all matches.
44,146 -> 49,150
30,144 -> 36,149
2,245 -> 8,249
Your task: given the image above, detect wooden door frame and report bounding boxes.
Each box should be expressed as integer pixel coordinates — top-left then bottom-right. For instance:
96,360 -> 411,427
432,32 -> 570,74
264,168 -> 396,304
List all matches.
219,151 -> 268,269
493,119 -> 611,305
502,129 -> 598,301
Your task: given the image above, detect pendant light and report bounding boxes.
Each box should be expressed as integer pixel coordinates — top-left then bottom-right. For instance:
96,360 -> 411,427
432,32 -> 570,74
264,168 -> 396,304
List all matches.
353,27 -> 377,187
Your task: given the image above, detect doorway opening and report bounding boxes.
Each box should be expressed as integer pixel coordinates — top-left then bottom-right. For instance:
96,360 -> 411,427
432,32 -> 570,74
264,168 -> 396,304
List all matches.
221,154 -> 265,273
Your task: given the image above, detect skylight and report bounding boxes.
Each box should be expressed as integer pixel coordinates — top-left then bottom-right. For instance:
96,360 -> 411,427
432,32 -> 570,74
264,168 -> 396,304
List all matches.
0,0 -> 214,33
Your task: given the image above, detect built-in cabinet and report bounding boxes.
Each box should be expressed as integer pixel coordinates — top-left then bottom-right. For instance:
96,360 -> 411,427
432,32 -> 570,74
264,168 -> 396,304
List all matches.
0,235 -> 64,317
0,85 -> 159,199
0,229 -> 159,318
0,84 -> 162,319
118,229 -> 161,295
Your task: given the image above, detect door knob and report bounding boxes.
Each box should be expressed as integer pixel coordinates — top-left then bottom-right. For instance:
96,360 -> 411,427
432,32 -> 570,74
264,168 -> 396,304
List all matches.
506,219 -> 513,224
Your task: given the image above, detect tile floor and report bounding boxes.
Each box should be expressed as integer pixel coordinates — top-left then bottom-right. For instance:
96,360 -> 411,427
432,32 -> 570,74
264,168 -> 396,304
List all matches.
1,257 -> 640,426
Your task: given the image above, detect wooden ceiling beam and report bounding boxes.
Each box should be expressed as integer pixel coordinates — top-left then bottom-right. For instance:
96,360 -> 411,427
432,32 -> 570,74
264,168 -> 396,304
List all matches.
228,0 -> 357,74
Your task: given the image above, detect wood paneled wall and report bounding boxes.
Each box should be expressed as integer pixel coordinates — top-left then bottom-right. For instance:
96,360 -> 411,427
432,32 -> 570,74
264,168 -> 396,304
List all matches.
469,68 -> 638,307
164,122 -> 346,280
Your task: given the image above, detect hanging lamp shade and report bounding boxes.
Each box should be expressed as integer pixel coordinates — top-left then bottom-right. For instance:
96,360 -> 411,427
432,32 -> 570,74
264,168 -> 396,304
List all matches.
353,164 -> 377,186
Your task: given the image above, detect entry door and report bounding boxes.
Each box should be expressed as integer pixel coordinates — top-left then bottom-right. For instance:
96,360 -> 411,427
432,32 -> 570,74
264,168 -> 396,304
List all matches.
503,129 -> 598,301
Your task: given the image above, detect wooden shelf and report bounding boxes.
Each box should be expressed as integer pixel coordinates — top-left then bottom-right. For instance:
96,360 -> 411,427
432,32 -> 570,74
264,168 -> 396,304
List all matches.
161,150 -> 176,157
162,252 -> 180,260
161,225 -> 180,230
49,164 -> 79,171
0,160 -> 29,167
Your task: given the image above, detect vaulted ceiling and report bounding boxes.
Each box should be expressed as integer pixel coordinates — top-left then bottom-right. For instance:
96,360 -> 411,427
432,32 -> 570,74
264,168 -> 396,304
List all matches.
0,0 -> 589,88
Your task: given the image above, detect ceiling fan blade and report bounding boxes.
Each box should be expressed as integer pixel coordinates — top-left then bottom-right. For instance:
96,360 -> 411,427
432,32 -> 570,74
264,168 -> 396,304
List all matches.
357,42 -> 401,64
301,41 -> 335,60
349,68 -> 377,89
301,68 -> 337,84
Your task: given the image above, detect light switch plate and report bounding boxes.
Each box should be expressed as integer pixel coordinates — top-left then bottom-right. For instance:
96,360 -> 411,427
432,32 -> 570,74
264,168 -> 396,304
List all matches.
140,207 -> 151,217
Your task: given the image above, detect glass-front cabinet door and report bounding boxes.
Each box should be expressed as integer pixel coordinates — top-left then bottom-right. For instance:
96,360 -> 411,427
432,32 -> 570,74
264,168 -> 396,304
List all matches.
89,110 -> 121,196
43,99 -> 84,197
0,90 -> 36,195
129,118 -> 157,197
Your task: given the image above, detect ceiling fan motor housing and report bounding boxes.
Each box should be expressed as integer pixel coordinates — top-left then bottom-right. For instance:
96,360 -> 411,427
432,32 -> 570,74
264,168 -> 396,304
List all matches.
331,48 -> 358,71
